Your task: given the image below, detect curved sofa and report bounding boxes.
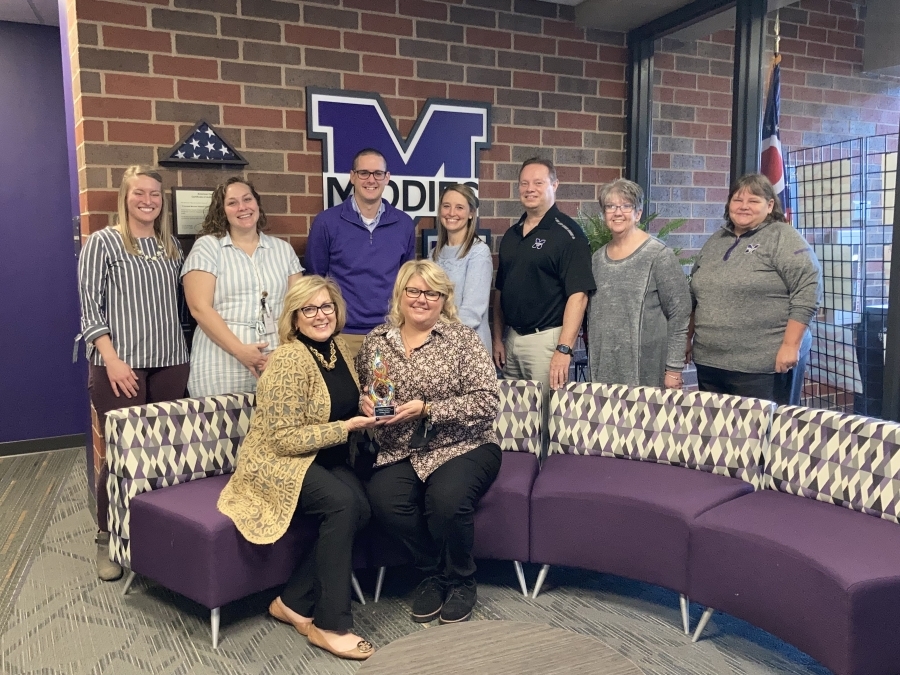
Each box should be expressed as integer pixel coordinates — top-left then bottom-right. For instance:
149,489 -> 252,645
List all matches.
531,382 -> 900,675
104,379 -> 900,675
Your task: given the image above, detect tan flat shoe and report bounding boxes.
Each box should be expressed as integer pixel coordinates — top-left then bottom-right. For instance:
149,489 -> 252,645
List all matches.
307,624 -> 375,661
268,597 -> 311,637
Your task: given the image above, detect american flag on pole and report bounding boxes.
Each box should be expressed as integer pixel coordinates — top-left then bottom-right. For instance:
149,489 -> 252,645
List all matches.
761,58 -> 791,221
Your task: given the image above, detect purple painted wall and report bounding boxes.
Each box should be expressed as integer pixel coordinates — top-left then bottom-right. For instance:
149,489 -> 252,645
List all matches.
0,20 -> 87,443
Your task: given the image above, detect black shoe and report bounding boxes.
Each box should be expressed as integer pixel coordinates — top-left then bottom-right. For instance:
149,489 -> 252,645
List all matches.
410,575 -> 446,623
439,578 -> 476,624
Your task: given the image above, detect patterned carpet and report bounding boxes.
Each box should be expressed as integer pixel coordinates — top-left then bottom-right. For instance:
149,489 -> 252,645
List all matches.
0,454 -> 831,675
0,449 -> 79,637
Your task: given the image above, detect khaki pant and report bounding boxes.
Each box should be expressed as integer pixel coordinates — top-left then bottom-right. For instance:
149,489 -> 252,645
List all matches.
502,327 -> 562,456
340,333 -> 367,365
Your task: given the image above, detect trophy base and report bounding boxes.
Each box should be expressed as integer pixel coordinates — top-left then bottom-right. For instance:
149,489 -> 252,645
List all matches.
374,405 -> 396,418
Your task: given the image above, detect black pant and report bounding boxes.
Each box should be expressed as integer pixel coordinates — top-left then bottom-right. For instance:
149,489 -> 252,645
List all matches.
280,461 -> 370,631
366,443 -> 502,581
695,363 -> 802,406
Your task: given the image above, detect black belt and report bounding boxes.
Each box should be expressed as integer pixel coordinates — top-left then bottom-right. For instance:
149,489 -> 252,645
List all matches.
510,325 -> 559,336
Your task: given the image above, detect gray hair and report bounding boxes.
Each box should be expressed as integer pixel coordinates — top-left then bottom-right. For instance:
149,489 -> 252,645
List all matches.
598,179 -> 644,213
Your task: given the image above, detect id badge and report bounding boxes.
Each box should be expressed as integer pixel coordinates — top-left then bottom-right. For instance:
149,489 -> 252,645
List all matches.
263,310 -> 276,336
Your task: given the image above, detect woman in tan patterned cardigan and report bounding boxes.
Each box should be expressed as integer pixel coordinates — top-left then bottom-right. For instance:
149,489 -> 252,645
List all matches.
218,276 -> 379,661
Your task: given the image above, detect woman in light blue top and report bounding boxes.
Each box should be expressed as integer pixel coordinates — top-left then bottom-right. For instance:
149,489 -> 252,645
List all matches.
432,184 -> 493,352
183,178 -> 303,397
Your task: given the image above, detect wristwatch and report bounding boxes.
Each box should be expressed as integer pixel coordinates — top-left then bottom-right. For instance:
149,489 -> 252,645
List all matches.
555,344 -> 573,355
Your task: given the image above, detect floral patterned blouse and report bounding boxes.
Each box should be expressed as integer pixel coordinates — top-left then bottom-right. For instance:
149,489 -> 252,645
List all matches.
356,320 -> 500,480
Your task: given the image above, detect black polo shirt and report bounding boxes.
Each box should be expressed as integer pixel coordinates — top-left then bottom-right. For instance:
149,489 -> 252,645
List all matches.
496,204 -> 595,333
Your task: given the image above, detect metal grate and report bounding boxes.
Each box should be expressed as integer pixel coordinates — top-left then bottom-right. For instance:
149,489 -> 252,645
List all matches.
788,134 -> 897,416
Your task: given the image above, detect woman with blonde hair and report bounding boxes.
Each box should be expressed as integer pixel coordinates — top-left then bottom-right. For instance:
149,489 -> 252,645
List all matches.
432,184 -> 492,351
218,275 -> 377,660
183,176 -> 302,397
78,165 -> 190,580
358,260 -> 500,626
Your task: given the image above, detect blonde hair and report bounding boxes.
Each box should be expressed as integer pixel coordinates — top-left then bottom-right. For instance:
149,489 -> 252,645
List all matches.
387,260 -> 459,328
115,165 -> 179,259
433,184 -> 481,261
278,275 -> 347,344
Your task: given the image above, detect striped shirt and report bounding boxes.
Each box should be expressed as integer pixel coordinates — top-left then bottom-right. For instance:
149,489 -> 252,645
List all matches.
78,227 -> 189,368
182,232 -> 303,397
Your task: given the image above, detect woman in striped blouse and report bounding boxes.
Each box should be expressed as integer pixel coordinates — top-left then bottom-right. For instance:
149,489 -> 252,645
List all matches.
183,178 -> 303,397
78,165 -> 190,581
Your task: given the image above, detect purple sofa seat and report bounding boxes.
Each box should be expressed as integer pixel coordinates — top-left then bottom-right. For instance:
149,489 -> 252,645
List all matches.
473,451 -> 538,563
530,454 -> 753,595
689,490 -> 900,675
130,473 -> 367,611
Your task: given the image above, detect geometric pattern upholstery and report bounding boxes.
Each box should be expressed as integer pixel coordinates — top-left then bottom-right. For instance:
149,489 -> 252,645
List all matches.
548,382 -> 775,489
767,404 -> 900,524
105,393 -> 256,567
494,379 -> 543,455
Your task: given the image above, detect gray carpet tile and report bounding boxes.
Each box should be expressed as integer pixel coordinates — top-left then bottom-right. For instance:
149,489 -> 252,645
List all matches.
1,455 -> 831,675
357,621 -> 643,675
0,449 -> 79,636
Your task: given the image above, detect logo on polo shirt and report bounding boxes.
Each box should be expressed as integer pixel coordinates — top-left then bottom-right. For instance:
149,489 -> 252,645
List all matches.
307,88 -> 492,218
533,238 -> 546,250
745,243 -> 760,253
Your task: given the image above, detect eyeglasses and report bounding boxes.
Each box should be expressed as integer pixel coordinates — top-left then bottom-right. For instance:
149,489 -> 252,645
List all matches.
603,204 -> 636,213
404,287 -> 444,301
353,169 -> 387,180
298,302 -> 336,318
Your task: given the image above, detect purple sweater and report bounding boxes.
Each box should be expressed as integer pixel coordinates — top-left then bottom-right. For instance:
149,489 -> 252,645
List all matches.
306,198 -> 416,334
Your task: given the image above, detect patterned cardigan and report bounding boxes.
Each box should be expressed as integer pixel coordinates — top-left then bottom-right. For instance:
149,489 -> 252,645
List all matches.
218,336 -> 358,545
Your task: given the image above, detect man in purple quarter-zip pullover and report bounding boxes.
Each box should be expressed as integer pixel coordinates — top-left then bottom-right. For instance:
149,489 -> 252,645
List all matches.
306,148 -> 417,358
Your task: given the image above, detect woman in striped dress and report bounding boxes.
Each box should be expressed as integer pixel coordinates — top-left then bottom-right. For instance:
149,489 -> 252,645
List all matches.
182,178 -> 302,397
78,165 -> 190,581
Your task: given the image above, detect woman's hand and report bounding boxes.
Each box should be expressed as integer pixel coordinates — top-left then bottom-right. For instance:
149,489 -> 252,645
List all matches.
345,415 -> 381,432
383,399 -> 426,425
234,341 -> 270,378
106,357 -> 139,398
663,370 -> 683,390
360,396 -> 375,417
775,343 -> 800,373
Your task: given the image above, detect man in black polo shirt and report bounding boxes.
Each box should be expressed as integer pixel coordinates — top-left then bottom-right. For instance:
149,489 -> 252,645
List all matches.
492,157 -> 595,416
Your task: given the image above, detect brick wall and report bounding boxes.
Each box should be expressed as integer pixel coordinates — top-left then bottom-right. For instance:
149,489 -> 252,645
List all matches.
64,0 -> 629,254
650,0 -> 900,260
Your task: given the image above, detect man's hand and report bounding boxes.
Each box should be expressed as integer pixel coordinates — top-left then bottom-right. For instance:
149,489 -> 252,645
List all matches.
549,350 -> 571,390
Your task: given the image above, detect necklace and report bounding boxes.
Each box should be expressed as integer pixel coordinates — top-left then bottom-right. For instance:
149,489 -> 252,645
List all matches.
306,339 -> 337,370
136,237 -> 167,262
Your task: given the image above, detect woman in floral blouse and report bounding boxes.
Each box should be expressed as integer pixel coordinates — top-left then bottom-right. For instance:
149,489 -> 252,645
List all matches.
358,260 -> 501,626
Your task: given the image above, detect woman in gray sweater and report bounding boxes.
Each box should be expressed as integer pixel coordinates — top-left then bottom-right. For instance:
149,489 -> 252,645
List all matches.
688,174 -> 822,405
587,179 -> 691,389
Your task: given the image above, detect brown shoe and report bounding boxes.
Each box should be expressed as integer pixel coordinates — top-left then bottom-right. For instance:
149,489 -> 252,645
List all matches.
307,624 -> 375,661
268,597 -> 311,637
95,532 -> 123,582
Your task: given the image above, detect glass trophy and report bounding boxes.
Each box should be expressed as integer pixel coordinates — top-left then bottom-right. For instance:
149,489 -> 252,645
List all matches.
369,348 -> 396,418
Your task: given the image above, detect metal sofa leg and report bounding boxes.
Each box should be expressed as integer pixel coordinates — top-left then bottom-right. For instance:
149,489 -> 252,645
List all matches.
691,607 -> 714,642
121,570 -> 137,596
374,566 -> 386,603
351,572 -> 366,605
532,564 -> 550,598
211,607 -> 220,649
679,594 -> 690,634
513,561 -> 528,597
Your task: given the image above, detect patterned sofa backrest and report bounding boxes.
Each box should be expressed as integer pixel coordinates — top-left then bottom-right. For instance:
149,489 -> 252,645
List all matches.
767,405 -> 900,524
494,379 -> 542,456
105,393 -> 256,567
548,382 -> 776,489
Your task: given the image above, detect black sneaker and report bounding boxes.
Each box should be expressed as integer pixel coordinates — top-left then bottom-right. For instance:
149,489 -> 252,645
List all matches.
410,575 -> 446,623
439,578 -> 476,624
